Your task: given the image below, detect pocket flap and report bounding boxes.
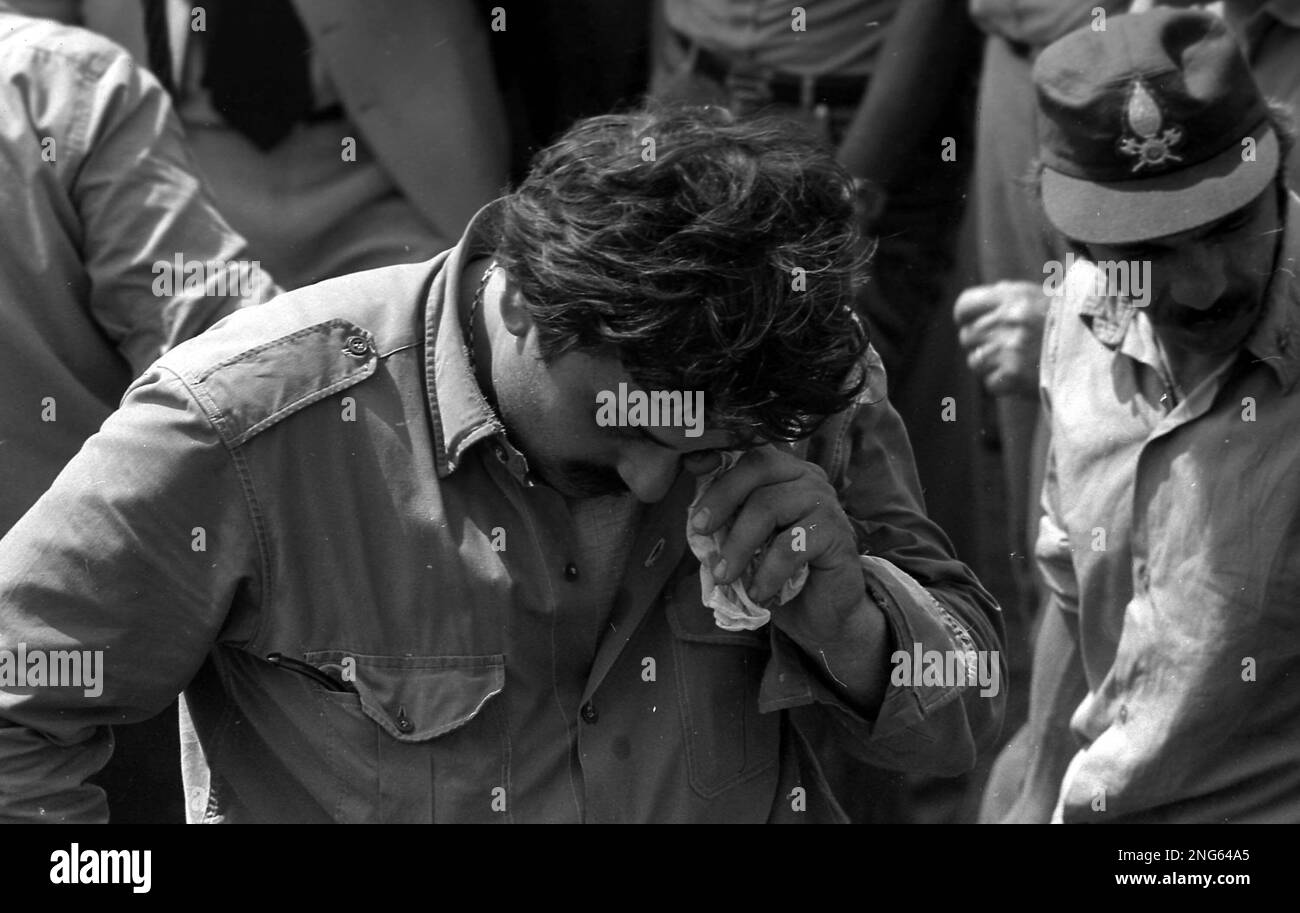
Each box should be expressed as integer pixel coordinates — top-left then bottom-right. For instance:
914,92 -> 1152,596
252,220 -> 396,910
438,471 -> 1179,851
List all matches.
305,651 -> 504,741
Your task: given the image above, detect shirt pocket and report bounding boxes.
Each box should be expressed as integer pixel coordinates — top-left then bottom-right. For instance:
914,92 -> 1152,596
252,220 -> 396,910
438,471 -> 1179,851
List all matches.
304,651 -> 508,823
665,587 -> 781,798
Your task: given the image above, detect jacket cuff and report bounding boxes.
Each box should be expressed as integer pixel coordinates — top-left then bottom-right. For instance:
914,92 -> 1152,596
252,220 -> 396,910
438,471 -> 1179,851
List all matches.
758,556 -> 994,747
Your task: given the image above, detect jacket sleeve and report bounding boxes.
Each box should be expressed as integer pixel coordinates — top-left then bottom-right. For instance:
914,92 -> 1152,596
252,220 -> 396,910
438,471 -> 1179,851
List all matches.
0,366 -> 260,822
60,28 -> 278,376
762,348 -> 1007,777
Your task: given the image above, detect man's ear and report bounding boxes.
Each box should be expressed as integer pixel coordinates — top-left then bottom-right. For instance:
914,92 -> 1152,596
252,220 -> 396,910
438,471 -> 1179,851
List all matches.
499,281 -> 533,339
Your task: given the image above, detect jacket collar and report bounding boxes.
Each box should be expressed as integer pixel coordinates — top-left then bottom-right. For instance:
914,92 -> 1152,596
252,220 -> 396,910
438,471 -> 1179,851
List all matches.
423,198 -> 532,481
1076,190 -> 1300,394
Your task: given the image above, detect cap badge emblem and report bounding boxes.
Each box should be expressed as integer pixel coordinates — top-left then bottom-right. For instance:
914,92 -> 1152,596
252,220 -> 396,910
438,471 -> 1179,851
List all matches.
1118,79 -> 1184,172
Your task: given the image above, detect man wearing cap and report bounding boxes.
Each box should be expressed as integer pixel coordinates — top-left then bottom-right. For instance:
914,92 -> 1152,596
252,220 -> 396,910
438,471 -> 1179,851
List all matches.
995,6 -> 1300,822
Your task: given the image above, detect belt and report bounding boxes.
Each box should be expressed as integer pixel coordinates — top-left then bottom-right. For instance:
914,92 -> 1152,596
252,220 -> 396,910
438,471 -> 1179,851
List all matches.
675,31 -> 867,109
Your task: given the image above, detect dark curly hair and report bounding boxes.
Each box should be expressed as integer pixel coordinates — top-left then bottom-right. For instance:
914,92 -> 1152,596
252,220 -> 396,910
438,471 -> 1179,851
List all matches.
494,103 -> 871,442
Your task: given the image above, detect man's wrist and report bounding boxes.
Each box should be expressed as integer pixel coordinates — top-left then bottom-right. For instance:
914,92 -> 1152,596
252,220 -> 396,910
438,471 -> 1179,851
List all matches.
777,592 -> 890,715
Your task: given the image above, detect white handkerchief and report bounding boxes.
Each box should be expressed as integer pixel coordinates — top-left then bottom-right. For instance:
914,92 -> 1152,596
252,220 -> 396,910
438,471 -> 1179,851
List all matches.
686,451 -> 809,631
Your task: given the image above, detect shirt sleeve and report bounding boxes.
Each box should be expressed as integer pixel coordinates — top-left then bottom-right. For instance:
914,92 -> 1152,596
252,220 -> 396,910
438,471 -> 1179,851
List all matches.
1018,286 -> 1096,821
761,348 -> 1007,777
0,366 -> 261,823
62,34 -> 277,377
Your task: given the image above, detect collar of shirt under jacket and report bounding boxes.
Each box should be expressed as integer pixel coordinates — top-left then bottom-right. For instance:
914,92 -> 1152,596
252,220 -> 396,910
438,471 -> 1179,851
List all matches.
424,199 -> 534,483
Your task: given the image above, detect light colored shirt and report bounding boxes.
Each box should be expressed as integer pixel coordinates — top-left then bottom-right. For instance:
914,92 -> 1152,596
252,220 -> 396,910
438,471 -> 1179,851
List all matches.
0,10 -> 276,536
1036,191 -> 1300,822
664,0 -> 899,77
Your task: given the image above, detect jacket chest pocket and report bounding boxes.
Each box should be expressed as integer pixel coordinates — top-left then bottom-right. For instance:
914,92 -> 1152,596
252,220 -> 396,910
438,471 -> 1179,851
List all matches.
306,651 -> 509,823
665,581 -> 781,798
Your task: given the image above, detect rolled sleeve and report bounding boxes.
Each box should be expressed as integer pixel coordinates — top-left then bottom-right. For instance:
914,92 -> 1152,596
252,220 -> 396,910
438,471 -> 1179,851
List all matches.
763,555 -> 1006,776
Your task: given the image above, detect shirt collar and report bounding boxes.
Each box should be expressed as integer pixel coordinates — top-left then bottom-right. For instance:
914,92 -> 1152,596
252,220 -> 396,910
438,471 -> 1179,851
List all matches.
1075,190 -> 1300,394
424,198 -> 533,482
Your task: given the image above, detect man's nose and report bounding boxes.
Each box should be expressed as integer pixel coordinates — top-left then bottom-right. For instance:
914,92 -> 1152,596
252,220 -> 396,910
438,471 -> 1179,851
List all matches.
618,450 -> 682,504
1163,247 -> 1227,311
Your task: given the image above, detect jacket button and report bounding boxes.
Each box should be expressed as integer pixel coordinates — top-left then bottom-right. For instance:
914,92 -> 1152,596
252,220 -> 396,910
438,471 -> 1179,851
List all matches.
344,335 -> 370,357
564,563 -> 579,581
397,718 -> 414,732
581,702 -> 598,724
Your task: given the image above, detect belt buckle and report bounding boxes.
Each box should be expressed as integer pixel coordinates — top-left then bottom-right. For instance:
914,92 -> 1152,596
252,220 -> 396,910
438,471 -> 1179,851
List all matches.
724,61 -> 773,113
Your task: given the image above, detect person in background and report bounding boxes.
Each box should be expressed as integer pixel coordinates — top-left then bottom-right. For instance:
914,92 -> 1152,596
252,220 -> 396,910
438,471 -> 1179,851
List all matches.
955,0 -> 1300,821
1230,1 -> 1300,178
13,0 -> 510,290
481,0 -> 655,182
1155,1 -> 1300,178
999,7 -> 1300,821
650,1 -> 978,392
0,6 -> 277,821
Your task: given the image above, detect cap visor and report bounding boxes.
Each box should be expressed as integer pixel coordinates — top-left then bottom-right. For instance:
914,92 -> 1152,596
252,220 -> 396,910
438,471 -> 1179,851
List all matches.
1042,127 -> 1279,245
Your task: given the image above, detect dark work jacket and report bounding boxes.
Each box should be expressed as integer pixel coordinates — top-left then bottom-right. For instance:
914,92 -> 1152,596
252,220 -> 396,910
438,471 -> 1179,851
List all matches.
0,203 -> 1005,823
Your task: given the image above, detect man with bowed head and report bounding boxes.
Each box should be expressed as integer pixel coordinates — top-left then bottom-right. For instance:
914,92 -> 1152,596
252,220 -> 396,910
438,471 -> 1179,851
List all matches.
0,105 -> 1004,823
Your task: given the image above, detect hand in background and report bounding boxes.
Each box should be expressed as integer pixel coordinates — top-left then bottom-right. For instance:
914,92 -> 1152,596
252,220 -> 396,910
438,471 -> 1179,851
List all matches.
954,280 -> 1050,398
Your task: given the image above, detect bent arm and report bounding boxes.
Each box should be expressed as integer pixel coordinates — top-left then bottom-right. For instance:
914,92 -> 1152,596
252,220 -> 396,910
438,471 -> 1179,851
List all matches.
0,367 -> 260,822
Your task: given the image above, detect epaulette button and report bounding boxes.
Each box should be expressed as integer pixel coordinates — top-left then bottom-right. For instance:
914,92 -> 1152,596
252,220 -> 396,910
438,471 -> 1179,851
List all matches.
344,335 -> 371,358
